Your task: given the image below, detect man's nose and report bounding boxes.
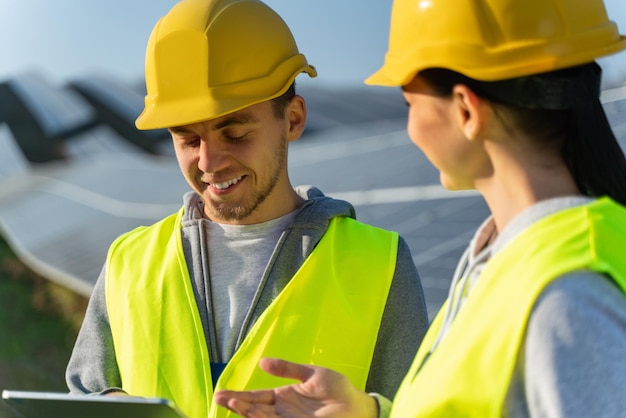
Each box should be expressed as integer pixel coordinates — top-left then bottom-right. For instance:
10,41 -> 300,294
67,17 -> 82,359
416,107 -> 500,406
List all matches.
198,138 -> 230,173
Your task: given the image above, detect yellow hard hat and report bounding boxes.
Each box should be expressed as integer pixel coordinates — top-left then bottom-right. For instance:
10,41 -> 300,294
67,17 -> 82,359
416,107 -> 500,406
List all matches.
135,0 -> 317,130
366,0 -> 626,87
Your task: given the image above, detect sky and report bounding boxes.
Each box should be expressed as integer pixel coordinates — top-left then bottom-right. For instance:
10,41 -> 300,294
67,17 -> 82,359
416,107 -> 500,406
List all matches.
0,0 -> 625,89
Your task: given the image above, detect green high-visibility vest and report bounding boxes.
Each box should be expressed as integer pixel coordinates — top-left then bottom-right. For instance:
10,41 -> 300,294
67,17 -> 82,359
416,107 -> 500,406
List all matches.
391,197 -> 626,417
106,208 -> 398,418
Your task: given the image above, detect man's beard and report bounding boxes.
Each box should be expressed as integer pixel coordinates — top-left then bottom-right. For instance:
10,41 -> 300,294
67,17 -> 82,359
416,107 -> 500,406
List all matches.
205,135 -> 288,222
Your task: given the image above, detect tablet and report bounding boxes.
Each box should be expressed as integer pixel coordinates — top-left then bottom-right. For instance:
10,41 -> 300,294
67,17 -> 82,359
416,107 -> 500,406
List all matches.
2,390 -> 188,418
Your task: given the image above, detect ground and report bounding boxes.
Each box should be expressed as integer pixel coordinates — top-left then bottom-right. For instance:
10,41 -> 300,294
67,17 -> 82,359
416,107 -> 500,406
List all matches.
0,235 -> 87,418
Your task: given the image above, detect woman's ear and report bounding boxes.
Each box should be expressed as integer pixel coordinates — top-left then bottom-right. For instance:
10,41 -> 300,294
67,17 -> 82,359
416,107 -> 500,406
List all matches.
452,84 -> 485,140
286,95 -> 307,142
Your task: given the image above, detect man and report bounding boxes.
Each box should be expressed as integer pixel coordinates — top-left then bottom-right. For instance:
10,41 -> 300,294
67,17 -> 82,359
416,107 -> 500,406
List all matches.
65,1 -> 428,417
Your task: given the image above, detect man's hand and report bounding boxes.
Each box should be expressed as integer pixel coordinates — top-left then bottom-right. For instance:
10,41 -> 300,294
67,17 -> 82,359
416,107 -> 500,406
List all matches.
101,389 -> 130,397
214,358 -> 378,418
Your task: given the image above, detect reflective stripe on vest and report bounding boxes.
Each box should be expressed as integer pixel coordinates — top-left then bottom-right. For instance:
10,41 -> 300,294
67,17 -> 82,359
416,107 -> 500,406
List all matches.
391,197 -> 626,418
106,208 -> 398,418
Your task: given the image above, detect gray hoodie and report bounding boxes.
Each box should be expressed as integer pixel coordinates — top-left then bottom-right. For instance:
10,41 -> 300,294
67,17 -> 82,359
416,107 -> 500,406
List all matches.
66,185 -> 429,400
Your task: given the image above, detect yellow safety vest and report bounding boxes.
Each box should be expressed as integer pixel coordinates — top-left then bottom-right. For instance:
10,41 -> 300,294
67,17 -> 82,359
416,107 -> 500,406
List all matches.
391,197 -> 626,417
106,208 -> 398,418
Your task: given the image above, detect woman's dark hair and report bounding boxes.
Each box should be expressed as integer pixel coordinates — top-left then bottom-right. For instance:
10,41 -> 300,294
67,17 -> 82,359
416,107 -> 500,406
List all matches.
270,81 -> 296,118
419,66 -> 626,206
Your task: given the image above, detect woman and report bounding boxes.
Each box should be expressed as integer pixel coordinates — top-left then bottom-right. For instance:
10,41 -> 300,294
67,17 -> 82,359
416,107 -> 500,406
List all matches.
214,0 -> 626,416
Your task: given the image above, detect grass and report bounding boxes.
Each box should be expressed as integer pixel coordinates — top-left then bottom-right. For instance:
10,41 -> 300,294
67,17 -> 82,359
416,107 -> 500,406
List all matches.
0,235 -> 88,417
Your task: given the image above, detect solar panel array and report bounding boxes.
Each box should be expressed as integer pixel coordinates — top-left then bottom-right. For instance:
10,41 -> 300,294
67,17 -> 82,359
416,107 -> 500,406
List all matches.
0,71 -> 624,317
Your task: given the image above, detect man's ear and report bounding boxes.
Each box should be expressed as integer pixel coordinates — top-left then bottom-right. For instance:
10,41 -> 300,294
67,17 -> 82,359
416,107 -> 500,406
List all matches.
286,95 -> 307,142
451,84 -> 485,140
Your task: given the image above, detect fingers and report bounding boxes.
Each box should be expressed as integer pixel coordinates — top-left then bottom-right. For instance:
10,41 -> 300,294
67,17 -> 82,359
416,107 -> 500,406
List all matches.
259,358 -> 316,383
214,359 -> 322,417
214,389 -> 275,406
102,390 -> 130,397
214,395 -> 277,418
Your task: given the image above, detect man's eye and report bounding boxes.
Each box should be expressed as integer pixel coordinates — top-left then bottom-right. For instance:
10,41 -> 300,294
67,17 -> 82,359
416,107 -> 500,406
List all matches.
178,136 -> 200,147
224,132 -> 248,142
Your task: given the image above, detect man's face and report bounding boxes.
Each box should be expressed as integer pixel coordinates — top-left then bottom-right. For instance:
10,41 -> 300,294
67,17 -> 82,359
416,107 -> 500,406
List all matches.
169,100 -> 299,224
